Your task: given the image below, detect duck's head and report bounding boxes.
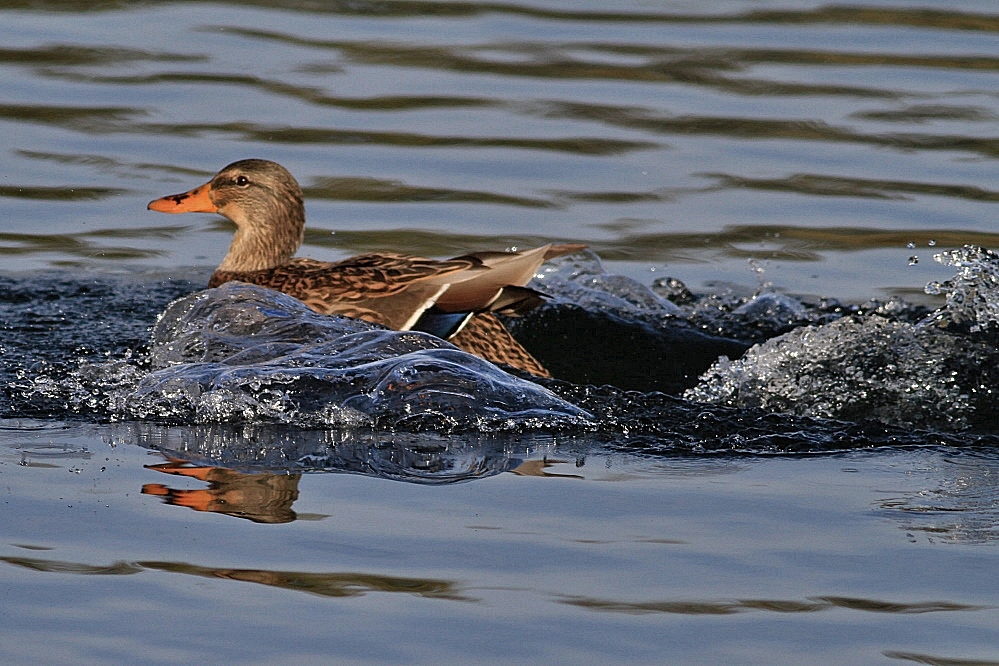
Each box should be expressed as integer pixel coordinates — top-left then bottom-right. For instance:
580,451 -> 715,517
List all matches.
148,159 -> 306,272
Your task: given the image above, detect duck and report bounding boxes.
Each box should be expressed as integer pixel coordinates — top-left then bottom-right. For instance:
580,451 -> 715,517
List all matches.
147,158 -> 584,377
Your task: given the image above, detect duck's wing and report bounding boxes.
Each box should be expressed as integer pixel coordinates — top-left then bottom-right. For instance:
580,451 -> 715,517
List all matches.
435,243 -> 586,313
211,253 -> 483,330
208,243 -> 585,339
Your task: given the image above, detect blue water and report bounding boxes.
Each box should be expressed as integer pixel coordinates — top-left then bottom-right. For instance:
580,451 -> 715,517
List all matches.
3,2 -> 999,663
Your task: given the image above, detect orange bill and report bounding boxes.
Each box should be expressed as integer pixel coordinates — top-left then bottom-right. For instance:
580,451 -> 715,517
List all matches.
147,182 -> 216,213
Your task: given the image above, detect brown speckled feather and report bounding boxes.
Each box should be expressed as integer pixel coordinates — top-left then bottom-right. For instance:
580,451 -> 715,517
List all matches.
450,313 -> 552,378
209,254 -> 482,329
149,159 -> 584,376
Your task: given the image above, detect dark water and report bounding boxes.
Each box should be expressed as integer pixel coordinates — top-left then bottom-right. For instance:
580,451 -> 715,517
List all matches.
4,2 -> 999,664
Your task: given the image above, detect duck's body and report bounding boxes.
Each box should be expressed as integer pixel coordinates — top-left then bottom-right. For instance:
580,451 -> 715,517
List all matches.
148,159 -> 582,377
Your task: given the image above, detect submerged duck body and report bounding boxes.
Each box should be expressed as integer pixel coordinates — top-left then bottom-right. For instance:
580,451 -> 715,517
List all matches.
148,159 -> 582,377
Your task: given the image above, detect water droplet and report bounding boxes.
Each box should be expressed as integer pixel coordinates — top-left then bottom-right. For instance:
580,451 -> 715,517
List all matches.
928,240 -> 936,246
908,255 -> 919,265
906,241 -> 916,249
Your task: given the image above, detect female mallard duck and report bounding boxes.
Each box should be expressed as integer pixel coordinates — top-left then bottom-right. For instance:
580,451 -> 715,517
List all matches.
148,158 -> 583,377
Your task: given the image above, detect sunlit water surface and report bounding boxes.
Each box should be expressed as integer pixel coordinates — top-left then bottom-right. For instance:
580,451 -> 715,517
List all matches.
3,1 -> 999,663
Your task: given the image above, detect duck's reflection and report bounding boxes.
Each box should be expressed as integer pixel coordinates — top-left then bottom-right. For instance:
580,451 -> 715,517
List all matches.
142,459 -> 300,524
114,422 -> 561,483
112,422 -> 573,524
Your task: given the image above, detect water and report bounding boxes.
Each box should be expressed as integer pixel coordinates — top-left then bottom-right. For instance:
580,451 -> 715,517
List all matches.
3,1 -> 999,663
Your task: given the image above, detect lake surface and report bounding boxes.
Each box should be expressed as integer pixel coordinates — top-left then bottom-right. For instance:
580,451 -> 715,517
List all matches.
3,1 -> 999,663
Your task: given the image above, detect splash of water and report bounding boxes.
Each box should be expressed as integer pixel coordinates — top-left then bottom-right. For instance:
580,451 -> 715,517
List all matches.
925,245 -> 999,332
23,283 -> 591,431
531,249 -> 682,323
687,245 -> 999,431
11,245 -> 999,442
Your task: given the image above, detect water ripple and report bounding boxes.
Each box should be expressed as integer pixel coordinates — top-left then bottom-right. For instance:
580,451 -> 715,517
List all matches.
705,173 -> 999,203
0,44 -> 201,67
0,103 -> 143,132
559,594 -> 988,615
533,103 -> 999,158
0,556 -> 472,600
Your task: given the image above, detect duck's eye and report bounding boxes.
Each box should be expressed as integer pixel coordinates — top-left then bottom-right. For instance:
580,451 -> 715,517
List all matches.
235,175 -> 250,187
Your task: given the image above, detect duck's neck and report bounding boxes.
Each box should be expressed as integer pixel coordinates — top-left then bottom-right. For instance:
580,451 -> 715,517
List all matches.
217,203 -> 306,273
